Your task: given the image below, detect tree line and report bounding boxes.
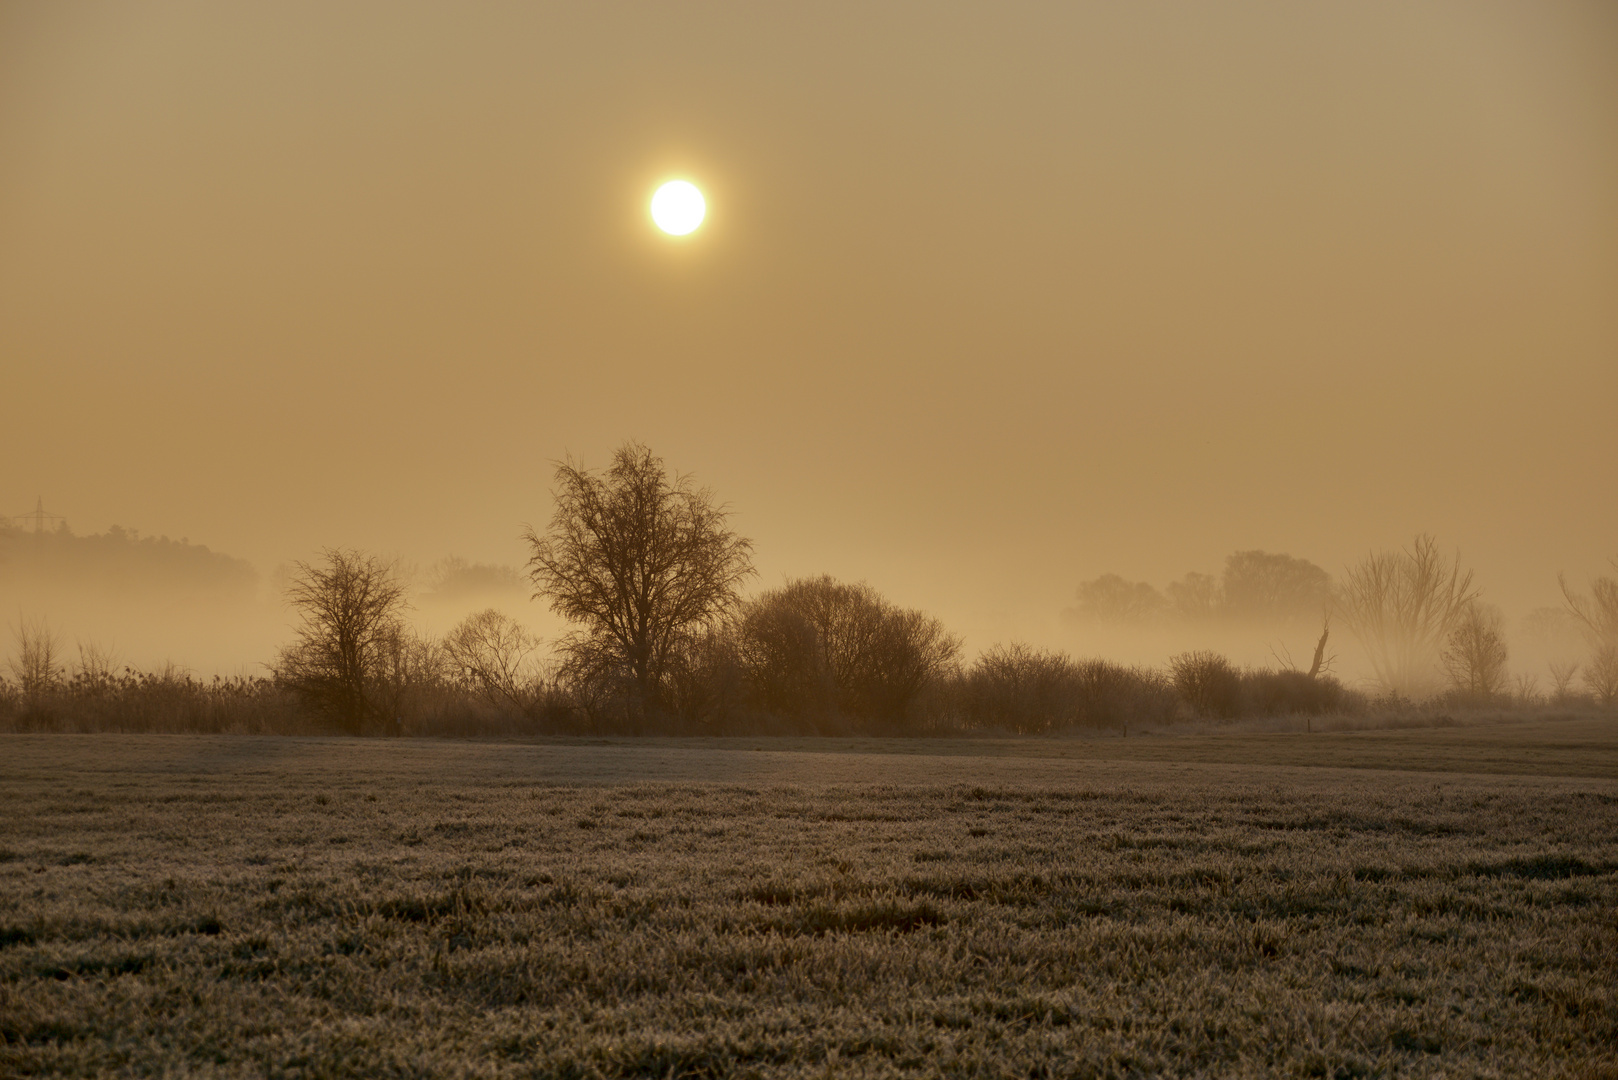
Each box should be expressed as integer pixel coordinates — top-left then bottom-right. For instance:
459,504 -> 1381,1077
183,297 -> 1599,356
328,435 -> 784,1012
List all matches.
3,442 -> 1616,734
1071,538 -> 1618,707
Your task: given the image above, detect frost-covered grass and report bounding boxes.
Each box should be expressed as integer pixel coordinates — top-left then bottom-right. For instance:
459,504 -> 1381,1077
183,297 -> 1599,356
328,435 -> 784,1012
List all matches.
1,730 -> 1614,1077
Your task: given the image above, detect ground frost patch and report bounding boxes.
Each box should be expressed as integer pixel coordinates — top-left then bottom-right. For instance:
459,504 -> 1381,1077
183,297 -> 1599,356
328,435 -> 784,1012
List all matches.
0,732 -> 1614,1077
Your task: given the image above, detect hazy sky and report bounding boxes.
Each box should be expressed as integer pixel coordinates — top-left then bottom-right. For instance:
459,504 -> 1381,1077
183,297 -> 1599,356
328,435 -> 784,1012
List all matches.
4,0 -> 1616,655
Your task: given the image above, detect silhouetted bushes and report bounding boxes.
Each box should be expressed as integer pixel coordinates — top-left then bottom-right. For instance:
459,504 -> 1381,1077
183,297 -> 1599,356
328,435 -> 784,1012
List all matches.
0,620 -> 1531,740
1169,651 -> 1244,719
954,645 -> 1175,734
0,665 -> 590,737
1242,669 -> 1350,716
729,576 -> 961,733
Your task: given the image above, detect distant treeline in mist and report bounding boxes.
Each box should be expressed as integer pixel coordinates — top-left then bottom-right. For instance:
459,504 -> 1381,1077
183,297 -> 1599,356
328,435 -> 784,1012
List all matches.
0,520 -> 258,599
1066,551 -> 1331,628
3,444 -> 1615,736
1066,543 -> 1614,705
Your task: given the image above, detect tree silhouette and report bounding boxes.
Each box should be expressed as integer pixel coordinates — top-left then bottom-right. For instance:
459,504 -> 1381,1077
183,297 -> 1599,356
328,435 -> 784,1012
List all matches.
736,575 -> 959,729
1439,602 -> 1509,699
1220,550 -> 1331,623
1337,535 -> 1478,699
523,442 -> 754,725
274,548 -> 409,733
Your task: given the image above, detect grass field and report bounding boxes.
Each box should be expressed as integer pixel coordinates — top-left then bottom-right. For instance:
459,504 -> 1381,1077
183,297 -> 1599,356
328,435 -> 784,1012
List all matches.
2,721 -> 1615,1077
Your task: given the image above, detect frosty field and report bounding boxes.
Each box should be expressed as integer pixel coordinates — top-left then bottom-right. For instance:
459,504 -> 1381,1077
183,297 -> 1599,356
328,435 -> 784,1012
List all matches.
2,722 -> 1615,1078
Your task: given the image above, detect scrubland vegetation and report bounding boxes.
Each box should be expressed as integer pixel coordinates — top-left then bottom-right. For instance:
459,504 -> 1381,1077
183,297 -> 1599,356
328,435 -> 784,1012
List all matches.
5,444 -> 1616,737
5,625 -> 1608,740
2,732 -> 1614,1077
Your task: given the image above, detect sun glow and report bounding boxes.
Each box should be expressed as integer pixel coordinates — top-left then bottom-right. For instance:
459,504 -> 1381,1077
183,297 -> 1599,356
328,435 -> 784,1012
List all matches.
650,180 -> 706,236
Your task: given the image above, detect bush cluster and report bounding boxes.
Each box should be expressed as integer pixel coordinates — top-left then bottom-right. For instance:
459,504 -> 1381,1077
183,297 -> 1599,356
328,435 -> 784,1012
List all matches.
2,627 -> 1378,737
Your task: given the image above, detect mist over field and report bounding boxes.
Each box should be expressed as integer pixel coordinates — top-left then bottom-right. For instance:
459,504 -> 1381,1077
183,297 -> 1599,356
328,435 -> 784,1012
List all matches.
3,0 -> 1615,685
0,508 -> 1602,706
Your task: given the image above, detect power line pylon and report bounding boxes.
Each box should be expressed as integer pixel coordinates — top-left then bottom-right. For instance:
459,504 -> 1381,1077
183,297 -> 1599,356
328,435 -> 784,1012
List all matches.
11,496 -> 65,534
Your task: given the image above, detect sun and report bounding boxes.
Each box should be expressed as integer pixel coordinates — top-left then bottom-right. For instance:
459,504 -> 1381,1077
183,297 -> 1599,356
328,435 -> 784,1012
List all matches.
650,180 -> 706,236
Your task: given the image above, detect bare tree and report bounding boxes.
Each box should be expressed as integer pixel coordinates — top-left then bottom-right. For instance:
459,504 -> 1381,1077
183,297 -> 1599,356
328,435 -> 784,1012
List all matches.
370,627 -> 450,730
1165,572 -> 1220,620
1439,602 -> 1509,700
7,616 -> 63,700
1560,559 -> 1618,710
1306,617 -> 1334,679
443,609 -> 545,713
1336,535 -> 1479,699
1065,574 -> 1167,624
1547,660 -> 1580,704
1560,560 -> 1618,643
523,442 -> 754,724
734,598 -> 834,721
1585,647 -> 1618,708
1220,550 -> 1332,624
274,548 -> 410,733
1270,616 -> 1335,679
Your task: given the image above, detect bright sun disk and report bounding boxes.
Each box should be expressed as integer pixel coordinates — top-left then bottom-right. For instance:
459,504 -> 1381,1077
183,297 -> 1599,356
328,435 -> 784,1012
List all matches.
651,181 -> 706,235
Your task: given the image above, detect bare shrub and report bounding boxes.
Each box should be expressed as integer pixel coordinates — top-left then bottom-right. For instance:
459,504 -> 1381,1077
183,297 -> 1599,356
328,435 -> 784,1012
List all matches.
443,609 -> 545,713
734,576 -> 960,731
555,629 -> 637,732
1337,535 -> 1479,699
663,625 -> 744,731
369,627 -> 454,732
1241,670 -> 1349,717
1169,651 -> 1242,719
963,644 -> 1081,734
946,649 -> 1173,735
1070,659 -> 1177,733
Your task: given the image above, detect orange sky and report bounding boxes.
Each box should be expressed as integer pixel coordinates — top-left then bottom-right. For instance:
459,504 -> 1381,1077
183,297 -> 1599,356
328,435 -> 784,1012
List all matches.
3,0 -> 1615,664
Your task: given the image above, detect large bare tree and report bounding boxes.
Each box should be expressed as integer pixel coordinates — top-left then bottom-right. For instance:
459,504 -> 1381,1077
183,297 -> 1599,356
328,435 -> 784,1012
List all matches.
275,548 -> 410,733
523,442 -> 754,723
1336,534 -> 1478,699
